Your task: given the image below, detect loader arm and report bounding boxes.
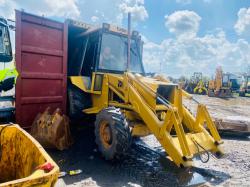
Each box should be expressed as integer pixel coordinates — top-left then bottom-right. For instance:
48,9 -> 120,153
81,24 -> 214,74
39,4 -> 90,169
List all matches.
113,73 -> 223,167
70,73 -> 223,167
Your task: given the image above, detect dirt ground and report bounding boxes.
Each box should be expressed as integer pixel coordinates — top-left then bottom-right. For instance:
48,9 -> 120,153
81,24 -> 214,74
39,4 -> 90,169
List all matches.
50,95 -> 250,187
184,95 -> 250,133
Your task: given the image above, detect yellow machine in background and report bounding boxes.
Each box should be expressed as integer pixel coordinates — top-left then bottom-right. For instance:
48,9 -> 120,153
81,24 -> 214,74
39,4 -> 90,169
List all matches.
208,67 -> 232,97
184,72 -> 207,95
194,80 -> 208,95
67,18 -> 224,168
239,75 -> 250,97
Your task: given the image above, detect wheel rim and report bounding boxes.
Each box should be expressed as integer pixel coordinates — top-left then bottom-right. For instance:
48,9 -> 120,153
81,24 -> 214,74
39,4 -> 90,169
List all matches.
100,121 -> 112,149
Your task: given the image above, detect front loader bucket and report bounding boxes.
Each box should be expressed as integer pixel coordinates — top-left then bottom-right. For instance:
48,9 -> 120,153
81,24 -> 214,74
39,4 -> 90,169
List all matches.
31,107 -> 73,150
0,124 -> 59,186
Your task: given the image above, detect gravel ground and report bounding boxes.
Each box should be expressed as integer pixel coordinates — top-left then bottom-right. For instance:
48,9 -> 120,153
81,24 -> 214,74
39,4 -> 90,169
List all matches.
142,135 -> 250,187
50,127 -> 250,187
52,127 -> 205,187
195,137 -> 250,187
50,95 -> 250,187
184,95 -> 250,124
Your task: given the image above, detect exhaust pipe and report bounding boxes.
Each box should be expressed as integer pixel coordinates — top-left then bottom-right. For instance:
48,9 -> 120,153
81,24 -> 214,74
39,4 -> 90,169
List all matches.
127,12 -> 131,71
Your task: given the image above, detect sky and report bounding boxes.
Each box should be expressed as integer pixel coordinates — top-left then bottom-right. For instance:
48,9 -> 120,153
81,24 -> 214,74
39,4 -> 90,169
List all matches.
1,0 -> 250,78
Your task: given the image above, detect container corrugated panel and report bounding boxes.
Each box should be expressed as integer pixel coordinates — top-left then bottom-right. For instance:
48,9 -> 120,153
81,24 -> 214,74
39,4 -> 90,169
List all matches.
15,10 -> 68,128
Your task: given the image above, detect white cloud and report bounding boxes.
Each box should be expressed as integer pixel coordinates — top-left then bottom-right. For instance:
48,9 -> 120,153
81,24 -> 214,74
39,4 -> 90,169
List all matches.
176,0 -> 192,5
144,18 -> 250,77
176,0 -> 212,4
165,10 -> 201,39
91,16 -> 99,23
43,0 -> 80,18
143,10 -> 250,77
0,0 -> 17,19
0,0 -> 148,26
119,0 -> 148,22
74,0 -> 148,26
234,7 -> 250,36
0,0 -> 80,19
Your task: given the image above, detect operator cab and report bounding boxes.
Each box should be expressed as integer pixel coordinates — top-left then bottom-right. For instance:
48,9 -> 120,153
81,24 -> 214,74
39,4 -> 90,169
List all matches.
97,24 -> 144,74
222,74 -> 230,87
0,17 -> 12,63
67,22 -> 144,79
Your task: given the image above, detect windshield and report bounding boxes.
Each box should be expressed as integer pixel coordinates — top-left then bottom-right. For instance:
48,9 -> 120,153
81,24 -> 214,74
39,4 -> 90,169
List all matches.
98,33 -> 144,73
0,25 -> 11,55
0,23 -> 12,62
222,75 -> 229,83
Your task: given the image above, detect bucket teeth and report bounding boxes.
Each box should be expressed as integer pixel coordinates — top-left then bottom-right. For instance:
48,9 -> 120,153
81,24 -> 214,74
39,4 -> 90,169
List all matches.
31,107 -> 73,150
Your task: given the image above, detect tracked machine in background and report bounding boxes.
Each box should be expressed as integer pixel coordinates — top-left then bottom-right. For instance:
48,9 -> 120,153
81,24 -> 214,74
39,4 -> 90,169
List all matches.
184,72 -> 207,95
208,67 -> 232,97
68,14 -> 223,167
239,75 -> 250,97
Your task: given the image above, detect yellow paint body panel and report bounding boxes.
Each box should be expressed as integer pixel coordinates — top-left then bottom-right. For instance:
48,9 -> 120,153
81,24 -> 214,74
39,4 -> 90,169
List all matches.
0,124 -> 59,187
69,72 -> 224,167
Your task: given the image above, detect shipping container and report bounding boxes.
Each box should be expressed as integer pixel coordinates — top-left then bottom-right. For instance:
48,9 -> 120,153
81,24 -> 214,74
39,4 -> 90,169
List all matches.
15,10 -> 94,128
15,10 -> 68,128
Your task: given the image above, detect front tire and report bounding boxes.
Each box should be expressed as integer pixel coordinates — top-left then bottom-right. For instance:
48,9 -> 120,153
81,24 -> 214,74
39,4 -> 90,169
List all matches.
95,107 -> 131,160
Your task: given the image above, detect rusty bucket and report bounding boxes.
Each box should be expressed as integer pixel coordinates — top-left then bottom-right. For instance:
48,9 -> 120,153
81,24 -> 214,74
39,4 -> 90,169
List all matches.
31,107 -> 73,150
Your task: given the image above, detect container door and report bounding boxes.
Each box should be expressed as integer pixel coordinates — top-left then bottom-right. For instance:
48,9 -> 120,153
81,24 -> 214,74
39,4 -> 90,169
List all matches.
15,10 -> 68,128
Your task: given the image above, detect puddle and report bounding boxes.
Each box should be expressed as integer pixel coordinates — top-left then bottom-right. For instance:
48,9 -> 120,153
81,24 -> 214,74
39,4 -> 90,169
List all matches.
184,173 -> 206,186
158,156 -> 206,186
50,127 -> 231,187
109,142 -> 209,187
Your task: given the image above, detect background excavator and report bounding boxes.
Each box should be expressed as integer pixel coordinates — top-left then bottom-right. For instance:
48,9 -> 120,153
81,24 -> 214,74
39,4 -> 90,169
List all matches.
239,74 -> 250,97
67,14 -> 224,167
208,67 -> 232,97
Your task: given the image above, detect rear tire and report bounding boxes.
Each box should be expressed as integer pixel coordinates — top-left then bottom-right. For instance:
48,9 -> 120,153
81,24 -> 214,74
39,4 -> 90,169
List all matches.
95,107 -> 131,160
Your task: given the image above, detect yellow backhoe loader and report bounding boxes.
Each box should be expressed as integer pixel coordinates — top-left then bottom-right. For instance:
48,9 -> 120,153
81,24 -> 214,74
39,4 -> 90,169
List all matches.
239,75 -> 250,97
67,14 -> 223,168
184,72 -> 207,95
208,67 -> 232,97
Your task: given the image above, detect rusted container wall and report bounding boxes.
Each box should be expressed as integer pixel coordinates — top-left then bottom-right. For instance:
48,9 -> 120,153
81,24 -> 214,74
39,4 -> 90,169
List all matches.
15,11 -> 68,128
